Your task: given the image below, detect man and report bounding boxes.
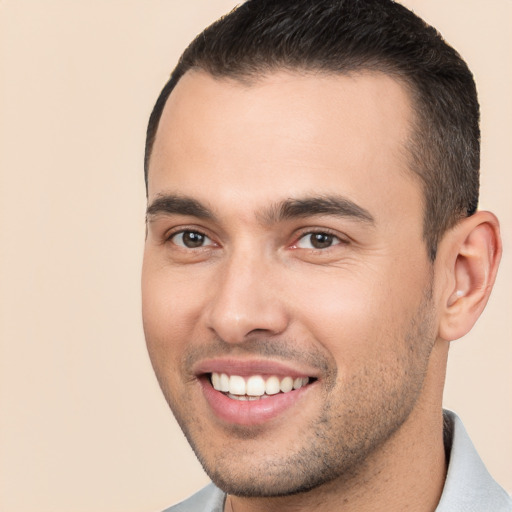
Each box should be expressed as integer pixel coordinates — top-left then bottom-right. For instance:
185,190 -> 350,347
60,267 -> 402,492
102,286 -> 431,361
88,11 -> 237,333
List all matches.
141,0 -> 511,510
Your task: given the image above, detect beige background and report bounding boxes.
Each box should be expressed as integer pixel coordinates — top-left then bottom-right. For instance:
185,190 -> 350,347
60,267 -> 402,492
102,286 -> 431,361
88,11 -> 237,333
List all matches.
0,1 -> 510,511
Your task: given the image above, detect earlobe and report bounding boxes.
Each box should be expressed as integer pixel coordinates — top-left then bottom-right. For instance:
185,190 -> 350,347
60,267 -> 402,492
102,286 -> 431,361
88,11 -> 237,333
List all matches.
438,211 -> 502,342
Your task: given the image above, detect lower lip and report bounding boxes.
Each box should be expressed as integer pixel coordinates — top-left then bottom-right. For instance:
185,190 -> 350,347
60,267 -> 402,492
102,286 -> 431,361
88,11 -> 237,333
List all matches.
200,377 -> 313,426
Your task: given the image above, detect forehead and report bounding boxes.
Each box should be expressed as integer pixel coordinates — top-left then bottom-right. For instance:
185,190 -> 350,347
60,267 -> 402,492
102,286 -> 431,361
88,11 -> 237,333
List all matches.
148,69 -> 420,223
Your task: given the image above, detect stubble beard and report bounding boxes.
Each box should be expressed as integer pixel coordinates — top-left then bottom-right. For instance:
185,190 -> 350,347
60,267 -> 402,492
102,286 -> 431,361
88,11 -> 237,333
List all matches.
160,289 -> 436,499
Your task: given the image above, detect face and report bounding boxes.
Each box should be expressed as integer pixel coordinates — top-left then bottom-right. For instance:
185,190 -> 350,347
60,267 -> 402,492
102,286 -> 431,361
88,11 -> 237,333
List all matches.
142,70 -> 438,497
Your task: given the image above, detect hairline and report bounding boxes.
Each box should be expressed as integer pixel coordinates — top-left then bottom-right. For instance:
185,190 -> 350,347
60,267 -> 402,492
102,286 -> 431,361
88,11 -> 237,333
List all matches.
145,64 -> 443,260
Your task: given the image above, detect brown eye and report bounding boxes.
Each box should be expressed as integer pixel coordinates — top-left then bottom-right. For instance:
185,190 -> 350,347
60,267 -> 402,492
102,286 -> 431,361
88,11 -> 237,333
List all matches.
171,230 -> 212,248
296,232 -> 339,249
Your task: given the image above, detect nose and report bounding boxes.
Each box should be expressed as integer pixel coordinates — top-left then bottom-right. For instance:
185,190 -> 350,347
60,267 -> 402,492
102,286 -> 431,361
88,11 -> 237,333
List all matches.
204,251 -> 289,344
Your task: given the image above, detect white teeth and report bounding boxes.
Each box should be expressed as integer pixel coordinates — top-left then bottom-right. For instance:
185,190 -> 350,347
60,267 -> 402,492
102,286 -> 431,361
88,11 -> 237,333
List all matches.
219,373 -> 230,392
211,372 -> 220,390
229,375 -> 246,395
280,376 -> 294,393
265,376 -> 280,395
246,375 -> 266,396
227,393 -> 260,401
210,372 -> 311,397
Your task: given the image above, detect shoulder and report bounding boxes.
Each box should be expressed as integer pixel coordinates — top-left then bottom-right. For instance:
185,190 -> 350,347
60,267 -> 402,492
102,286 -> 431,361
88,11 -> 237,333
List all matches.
162,483 -> 226,512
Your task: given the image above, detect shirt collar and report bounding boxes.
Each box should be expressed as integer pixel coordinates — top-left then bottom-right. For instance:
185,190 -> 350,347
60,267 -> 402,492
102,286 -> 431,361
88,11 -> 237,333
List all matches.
435,409 -> 511,511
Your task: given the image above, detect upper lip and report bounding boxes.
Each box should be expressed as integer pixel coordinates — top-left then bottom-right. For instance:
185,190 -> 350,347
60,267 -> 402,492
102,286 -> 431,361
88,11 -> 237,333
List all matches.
193,357 -> 319,379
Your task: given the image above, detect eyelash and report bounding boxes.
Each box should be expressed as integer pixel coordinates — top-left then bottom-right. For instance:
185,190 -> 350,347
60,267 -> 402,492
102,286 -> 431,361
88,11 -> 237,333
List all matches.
292,229 -> 348,251
166,228 -> 347,249
165,228 -> 215,248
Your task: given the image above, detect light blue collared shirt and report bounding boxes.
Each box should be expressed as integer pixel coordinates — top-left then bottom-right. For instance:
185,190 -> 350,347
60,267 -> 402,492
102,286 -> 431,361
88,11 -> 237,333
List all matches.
166,411 -> 512,512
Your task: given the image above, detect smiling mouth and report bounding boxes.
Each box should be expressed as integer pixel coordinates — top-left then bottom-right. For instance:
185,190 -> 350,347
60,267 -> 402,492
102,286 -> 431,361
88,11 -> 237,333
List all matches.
209,372 -> 314,401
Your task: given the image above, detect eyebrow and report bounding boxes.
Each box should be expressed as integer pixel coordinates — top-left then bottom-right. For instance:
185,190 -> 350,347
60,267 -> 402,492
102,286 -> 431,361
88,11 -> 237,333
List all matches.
146,193 -> 374,225
146,194 -> 214,221
260,196 -> 375,225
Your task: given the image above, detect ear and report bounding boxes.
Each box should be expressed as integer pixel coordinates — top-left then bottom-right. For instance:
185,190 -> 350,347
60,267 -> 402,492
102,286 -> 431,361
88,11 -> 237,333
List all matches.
437,211 -> 502,342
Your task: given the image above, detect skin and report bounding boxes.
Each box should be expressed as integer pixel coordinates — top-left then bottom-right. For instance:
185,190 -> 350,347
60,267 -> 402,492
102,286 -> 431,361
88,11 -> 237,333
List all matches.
142,70 -> 501,512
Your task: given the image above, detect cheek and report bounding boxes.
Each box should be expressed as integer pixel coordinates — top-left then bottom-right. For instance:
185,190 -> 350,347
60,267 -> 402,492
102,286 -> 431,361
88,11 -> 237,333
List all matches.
292,269 -> 383,336
141,262 -> 204,371
290,264 -> 424,370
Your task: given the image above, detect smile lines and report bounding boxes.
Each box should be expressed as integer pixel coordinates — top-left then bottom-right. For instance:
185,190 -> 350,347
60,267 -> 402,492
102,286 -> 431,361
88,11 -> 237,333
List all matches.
210,372 -> 311,399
